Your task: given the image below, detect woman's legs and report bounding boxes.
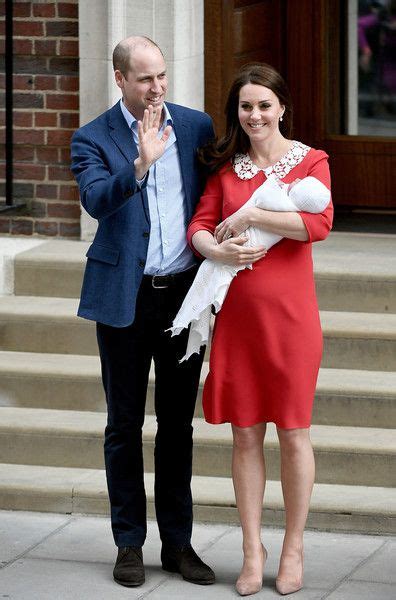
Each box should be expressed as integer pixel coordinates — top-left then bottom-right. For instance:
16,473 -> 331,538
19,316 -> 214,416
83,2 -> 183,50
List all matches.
231,422 -> 267,593
276,427 -> 315,592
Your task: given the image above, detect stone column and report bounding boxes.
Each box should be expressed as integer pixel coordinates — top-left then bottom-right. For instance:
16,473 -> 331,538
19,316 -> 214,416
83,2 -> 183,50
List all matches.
78,0 -> 204,240
78,0 -> 114,240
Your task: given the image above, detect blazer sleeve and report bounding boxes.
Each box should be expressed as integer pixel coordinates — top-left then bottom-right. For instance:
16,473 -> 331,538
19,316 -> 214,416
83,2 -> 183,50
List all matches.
70,129 -> 145,220
298,150 -> 334,243
187,172 -> 224,254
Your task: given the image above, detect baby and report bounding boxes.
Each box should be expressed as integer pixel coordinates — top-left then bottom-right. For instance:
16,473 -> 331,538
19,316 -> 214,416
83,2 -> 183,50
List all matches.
168,175 -> 331,361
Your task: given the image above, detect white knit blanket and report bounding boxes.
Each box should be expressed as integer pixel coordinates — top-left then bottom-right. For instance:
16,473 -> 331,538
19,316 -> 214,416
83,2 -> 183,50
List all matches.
168,175 -> 330,361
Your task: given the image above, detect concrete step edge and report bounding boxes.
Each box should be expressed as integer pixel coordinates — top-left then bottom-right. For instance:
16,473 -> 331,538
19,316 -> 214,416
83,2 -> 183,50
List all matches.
13,237 -> 396,280
0,350 -> 100,378
1,351 -> 396,399
314,270 -> 396,282
0,407 -> 394,455
0,463 -> 394,517
1,353 -> 394,429
0,296 -> 396,341
14,240 -> 89,265
1,298 -> 396,339
15,259 -> 396,283
0,462 -> 395,536
0,296 -> 79,320
320,311 -> 396,338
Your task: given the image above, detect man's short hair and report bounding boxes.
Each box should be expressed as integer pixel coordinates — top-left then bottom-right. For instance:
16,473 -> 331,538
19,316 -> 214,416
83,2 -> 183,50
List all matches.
112,36 -> 163,76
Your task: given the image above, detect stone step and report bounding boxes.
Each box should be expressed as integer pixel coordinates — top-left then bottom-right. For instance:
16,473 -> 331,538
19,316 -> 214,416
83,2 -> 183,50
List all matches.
14,240 -> 88,299
12,234 -> 396,313
312,232 -> 396,313
0,351 -> 395,428
204,310 -> 396,371
320,311 -> 396,371
0,408 -> 394,487
1,296 -> 395,370
0,351 -> 104,413
0,296 -> 96,355
0,463 -> 394,534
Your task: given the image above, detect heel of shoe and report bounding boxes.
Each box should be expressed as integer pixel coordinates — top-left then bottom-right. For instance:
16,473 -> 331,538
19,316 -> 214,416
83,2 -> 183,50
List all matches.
235,544 -> 268,596
276,549 -> 303,595
161,556 -> 179,573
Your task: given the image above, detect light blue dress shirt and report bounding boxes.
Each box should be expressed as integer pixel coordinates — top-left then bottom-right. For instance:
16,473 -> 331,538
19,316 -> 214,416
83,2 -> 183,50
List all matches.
120,99 -> 195,275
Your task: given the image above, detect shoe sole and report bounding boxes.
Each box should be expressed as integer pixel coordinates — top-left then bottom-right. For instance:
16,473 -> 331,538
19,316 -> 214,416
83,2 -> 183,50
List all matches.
113,576 -> 145,587
162,565 -> 215,585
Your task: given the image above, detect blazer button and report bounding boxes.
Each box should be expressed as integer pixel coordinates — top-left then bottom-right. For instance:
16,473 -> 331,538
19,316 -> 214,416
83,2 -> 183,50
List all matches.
142,232 -> 149,238
139,259 -> 145,268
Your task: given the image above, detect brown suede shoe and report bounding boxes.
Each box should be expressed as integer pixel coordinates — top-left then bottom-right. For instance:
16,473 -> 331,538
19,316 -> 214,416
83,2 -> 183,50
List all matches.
161,545 -> 215,585
113,547 -> 145,587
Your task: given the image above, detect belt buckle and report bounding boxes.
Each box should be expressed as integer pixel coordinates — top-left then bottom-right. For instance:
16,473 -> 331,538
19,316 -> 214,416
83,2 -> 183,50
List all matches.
152,275 -> 168,289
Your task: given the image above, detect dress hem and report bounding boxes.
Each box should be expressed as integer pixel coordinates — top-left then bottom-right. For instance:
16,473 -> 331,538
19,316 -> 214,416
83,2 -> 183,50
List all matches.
204,416 -> 312,430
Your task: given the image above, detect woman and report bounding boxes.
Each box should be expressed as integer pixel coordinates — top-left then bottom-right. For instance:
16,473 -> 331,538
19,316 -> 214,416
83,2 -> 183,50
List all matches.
188,63 -> 333,596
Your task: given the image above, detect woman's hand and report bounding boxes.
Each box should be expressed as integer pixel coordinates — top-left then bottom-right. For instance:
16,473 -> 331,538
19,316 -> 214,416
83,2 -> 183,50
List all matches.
211,235 -> 267,266
134,105 -> 172,179
215,208 -> 254,243
287,178 -> 301,194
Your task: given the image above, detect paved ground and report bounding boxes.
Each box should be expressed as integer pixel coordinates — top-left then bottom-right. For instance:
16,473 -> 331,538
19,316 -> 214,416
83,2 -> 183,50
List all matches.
0,511 -> 394,599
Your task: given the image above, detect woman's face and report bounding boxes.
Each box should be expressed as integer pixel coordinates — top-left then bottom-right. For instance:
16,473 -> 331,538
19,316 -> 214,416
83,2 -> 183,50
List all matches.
238,83 -> 284,142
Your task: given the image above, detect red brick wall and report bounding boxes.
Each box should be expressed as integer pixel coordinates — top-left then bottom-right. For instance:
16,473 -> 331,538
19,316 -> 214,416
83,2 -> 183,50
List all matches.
0,0 -> 80,237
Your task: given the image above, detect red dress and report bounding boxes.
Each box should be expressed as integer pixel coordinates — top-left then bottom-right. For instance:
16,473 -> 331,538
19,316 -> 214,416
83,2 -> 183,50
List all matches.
187,143 -> 333,429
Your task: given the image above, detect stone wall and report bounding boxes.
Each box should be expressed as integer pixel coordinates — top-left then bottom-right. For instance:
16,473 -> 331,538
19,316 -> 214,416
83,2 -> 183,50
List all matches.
0,0 -> 80,237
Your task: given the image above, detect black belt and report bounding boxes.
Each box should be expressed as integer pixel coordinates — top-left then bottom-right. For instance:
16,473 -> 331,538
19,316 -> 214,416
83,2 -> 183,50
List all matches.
143,266 -> 197,289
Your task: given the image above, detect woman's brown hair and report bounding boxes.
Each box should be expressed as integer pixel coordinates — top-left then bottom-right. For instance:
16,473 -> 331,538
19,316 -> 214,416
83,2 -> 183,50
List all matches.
200,63 -> 293,174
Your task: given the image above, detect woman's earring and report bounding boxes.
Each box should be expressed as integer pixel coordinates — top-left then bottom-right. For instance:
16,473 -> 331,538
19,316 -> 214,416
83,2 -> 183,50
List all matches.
280,114 -> 284,122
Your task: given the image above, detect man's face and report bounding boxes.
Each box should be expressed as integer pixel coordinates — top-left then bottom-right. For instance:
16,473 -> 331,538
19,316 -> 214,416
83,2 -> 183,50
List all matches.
115,46 -> 168,120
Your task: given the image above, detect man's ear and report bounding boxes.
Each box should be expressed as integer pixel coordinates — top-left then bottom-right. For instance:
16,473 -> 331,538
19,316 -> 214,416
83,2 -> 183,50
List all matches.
114,70 -> 124,89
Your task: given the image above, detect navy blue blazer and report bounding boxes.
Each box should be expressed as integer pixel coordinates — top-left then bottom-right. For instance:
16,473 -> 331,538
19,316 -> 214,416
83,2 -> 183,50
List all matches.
71,101 -> 214,327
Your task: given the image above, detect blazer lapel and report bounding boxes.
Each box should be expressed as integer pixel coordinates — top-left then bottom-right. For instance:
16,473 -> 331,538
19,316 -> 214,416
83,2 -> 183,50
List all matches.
107,102 -> 149,223
170,106 -> 194,219
108,102 -> 139,164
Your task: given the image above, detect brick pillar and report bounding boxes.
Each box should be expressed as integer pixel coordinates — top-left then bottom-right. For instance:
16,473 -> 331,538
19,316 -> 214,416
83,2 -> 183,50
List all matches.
0,0 -> 80,237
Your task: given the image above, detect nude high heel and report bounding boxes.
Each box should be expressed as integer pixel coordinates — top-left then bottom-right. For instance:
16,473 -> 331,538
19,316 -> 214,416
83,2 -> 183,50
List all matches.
275,551 -> 303,595
236,544 -> 268,597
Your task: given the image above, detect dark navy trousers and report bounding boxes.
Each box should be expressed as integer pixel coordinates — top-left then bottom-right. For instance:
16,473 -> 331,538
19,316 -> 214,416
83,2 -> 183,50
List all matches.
96,267 -> 203,548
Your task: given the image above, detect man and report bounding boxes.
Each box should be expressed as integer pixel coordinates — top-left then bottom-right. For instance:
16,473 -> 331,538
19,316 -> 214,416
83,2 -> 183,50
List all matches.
71,36 -> 215,588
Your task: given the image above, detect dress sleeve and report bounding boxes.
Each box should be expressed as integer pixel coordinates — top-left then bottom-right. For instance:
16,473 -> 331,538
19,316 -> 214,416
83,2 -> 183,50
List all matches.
299,150 -> 334,243
187,172 -> 224,251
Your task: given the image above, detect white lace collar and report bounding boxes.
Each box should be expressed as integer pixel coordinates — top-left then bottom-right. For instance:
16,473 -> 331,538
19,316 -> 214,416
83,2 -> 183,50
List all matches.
233,140 -> 311,180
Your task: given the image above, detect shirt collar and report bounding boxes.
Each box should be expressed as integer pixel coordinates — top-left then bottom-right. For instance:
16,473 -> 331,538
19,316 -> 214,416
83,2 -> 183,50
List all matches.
232,141 -> 310,180
120,99 -> 173,131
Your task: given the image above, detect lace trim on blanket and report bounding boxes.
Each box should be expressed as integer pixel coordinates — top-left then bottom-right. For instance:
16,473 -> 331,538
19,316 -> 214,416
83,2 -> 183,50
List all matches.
233,141 -> 311,181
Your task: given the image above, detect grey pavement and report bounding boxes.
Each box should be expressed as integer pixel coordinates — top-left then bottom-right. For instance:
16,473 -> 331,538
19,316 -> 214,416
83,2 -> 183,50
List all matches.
0,511 -> 394,600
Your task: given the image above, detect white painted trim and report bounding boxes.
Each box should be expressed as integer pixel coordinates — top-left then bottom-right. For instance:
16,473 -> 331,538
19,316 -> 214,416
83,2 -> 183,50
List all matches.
347,0 -> 358,135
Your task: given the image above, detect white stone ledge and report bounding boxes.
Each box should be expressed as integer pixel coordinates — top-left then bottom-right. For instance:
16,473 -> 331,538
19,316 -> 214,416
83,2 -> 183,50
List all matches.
0,237 -> 45,295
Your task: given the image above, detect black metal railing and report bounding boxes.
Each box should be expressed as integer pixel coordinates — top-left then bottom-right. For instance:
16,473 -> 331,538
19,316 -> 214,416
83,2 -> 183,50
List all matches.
1,0 -> 25,212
